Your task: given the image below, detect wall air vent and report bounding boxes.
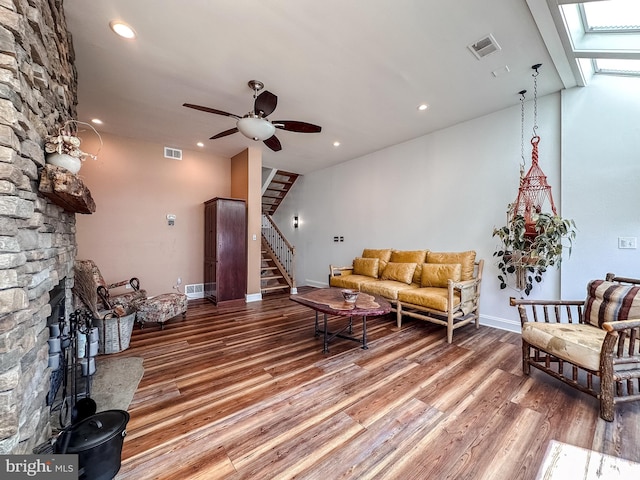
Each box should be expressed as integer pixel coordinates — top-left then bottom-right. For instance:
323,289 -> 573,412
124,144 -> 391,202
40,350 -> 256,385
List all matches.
184,283 -> 204,299
164,146 -> 182,160
468,34 -> 501,60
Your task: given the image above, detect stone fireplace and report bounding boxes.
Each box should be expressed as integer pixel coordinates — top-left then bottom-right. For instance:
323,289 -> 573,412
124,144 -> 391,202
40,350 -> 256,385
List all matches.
0,0 -> 80,454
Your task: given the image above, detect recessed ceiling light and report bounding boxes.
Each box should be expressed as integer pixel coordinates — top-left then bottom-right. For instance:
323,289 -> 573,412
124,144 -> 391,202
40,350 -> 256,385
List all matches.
109,20 -> 136,39
197,142 -> 204,148
91,118 -> 103,125
333,141 -> 340,147
417,104 -> 429,111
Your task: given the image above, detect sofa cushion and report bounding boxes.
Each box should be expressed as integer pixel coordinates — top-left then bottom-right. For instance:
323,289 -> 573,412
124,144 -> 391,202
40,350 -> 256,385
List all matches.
427,251 -> 476,281
329,275 -> 374,290
421,263 -> 462,288
362,249 -> 392,275
381,262 -> 417,284
398,287 -> 461,313
352,257 -> 379,278
361,280 -> 419,300
521,322 -> 606,372
584,280 -> 640,328
391,250 -> 428,284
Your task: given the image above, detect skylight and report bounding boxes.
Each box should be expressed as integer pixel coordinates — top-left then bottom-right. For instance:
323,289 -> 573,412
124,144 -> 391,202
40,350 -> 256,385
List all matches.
551,0 -> 640,80
582,0 -> 640,31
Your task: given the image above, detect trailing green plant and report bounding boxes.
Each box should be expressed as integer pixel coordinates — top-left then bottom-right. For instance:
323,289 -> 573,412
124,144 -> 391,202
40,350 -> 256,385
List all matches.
493,210 -> 576,296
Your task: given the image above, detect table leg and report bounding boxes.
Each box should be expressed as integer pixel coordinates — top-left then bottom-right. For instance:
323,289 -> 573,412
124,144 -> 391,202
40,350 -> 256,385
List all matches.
362,315 -> 368,350
348,316 -> 353,334
323,313 -> 329,353
314,311 -> 319,336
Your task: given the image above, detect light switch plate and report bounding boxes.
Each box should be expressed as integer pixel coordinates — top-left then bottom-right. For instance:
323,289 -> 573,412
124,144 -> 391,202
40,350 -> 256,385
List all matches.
618,237 -> 637,249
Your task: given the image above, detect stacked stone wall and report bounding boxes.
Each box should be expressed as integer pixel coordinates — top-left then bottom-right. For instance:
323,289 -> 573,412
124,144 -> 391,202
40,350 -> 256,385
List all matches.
0,0 -> 77,453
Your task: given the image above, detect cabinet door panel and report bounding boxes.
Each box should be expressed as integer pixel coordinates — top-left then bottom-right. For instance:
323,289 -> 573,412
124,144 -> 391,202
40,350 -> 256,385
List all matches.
205,198 -> 246,305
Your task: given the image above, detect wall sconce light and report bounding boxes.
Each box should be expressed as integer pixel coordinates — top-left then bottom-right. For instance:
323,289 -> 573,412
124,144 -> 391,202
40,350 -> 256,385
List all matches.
293,216 -> 299,229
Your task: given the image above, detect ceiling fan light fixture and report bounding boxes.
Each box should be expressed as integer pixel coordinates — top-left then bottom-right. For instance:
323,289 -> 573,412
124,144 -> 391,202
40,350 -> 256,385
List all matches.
237,116 -> 275,141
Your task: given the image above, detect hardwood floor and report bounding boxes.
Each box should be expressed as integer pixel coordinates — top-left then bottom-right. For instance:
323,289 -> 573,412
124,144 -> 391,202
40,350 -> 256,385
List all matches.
113,288 -> 640,479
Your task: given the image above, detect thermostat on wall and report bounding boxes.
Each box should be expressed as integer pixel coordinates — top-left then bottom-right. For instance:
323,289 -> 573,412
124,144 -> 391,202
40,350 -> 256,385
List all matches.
167,214 -> 176,226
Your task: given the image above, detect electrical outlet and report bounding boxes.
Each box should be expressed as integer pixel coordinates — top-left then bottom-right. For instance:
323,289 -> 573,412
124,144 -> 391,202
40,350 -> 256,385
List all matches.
618,237 -> 637,249
177,277 -> 182,285
125,284 -> 132,289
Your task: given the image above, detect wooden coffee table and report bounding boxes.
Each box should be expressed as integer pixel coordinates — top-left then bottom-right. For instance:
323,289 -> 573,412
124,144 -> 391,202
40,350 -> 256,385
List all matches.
290,288 -> 392,353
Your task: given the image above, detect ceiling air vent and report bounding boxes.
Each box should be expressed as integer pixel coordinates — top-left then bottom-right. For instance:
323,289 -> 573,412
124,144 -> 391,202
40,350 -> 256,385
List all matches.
164,146 -> 182,160
468,34 -> 501,60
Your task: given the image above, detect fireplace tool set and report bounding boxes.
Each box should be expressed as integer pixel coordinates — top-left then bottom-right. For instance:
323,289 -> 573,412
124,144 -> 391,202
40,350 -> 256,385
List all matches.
49,309 -> 99,427
42,309 -> 131,480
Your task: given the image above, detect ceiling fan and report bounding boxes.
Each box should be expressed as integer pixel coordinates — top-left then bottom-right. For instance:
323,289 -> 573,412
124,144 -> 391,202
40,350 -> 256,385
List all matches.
183,80 -> 322,152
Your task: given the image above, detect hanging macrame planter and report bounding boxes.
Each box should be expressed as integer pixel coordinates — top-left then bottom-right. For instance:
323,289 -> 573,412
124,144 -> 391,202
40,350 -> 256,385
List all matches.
512,135 -> 557,239
493,64 -> 576,296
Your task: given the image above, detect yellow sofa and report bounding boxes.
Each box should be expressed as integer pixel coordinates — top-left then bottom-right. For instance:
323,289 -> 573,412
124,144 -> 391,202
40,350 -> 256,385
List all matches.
330,248 -> 483,343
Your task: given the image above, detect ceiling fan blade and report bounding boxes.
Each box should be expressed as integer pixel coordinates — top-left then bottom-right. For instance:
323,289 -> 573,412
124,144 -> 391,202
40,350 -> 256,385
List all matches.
183,103 -> 241,119
254,91 -> 277,117
263,135 -> 282,152
210,127 -> 238,140
273,121 -> 322,133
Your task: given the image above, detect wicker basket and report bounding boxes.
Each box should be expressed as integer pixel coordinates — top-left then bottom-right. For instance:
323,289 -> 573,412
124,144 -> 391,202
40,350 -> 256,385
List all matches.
95,310 -> 135,354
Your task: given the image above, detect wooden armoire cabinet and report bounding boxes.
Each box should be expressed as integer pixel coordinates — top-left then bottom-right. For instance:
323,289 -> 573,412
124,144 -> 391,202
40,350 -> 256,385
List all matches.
204,197 -> 247,305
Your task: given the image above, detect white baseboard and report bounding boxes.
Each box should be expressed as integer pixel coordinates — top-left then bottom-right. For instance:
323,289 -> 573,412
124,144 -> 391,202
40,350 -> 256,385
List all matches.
305,279 -> 329,288
246,292 -> 262,303
479,314 -> 521,334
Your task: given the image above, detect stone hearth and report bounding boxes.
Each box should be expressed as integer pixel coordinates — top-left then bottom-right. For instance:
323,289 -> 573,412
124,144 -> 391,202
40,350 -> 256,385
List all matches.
0,0 -> 81,454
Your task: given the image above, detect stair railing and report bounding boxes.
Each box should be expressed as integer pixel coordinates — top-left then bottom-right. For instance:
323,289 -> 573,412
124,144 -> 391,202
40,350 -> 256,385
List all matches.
261,213 -> 296,293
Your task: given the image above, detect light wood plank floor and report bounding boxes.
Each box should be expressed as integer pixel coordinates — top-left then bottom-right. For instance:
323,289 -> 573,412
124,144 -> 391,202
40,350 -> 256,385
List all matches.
113,288 -> 640,479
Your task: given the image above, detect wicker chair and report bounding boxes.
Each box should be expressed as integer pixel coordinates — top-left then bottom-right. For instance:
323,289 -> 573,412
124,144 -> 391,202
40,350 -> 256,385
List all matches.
510,273 -> 640,421
74,259 -> 146,313
74,259 -> 188,330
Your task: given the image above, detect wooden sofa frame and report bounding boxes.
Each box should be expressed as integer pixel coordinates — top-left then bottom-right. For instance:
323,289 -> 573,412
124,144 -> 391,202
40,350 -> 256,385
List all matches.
510,273 -> 640,421
397,260 -> 484,344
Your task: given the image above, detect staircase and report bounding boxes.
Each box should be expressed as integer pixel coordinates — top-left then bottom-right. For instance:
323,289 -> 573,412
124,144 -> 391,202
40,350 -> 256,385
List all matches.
260,240 -> 291,295
260,169 -> 299,295
260,214 -> 297,295
262,170 -> 299,215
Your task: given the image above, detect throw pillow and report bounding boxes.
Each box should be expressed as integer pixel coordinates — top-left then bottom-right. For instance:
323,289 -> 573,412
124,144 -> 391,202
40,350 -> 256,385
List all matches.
363,249 -> 392,275
390,250 -> 428,284
352,257 -> 379,278
380,262 -> 417,284
421,263 -> 462,288
584,279 -> 640,328
427,251 -> 476,281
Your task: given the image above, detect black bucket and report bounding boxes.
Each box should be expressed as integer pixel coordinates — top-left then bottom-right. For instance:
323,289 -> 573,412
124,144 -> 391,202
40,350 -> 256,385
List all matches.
55,409 -> 130,480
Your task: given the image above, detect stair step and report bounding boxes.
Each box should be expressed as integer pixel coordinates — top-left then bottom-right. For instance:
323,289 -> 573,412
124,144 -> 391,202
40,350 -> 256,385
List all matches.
261,285 -> 290,293
261,274 -> 284,281
262,169 -> 299,215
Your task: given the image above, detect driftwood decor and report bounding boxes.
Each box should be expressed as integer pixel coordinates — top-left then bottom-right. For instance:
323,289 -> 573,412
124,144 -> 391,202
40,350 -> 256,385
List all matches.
38,164 -> 96,214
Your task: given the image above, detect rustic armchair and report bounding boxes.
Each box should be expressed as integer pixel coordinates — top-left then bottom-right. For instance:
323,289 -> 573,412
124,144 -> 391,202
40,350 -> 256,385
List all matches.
74,259 -> 146,314
510,273 -> 640,421
74,259 -> 188,330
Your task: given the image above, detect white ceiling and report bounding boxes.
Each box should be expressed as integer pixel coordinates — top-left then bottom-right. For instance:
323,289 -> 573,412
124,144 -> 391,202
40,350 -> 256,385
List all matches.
63,0 -> 570,174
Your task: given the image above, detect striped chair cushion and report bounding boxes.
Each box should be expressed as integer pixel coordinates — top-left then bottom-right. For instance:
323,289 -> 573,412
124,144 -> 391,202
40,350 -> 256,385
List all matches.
584,280 -> 640,328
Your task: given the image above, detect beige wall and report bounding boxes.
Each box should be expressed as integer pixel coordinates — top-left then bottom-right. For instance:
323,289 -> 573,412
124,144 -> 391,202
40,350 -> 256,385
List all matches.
76,132 -> 230,296
231,148 -> 263,297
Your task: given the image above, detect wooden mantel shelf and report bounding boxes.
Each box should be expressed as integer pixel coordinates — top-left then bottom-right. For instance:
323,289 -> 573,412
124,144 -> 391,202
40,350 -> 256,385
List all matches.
38,164 -> 96,214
